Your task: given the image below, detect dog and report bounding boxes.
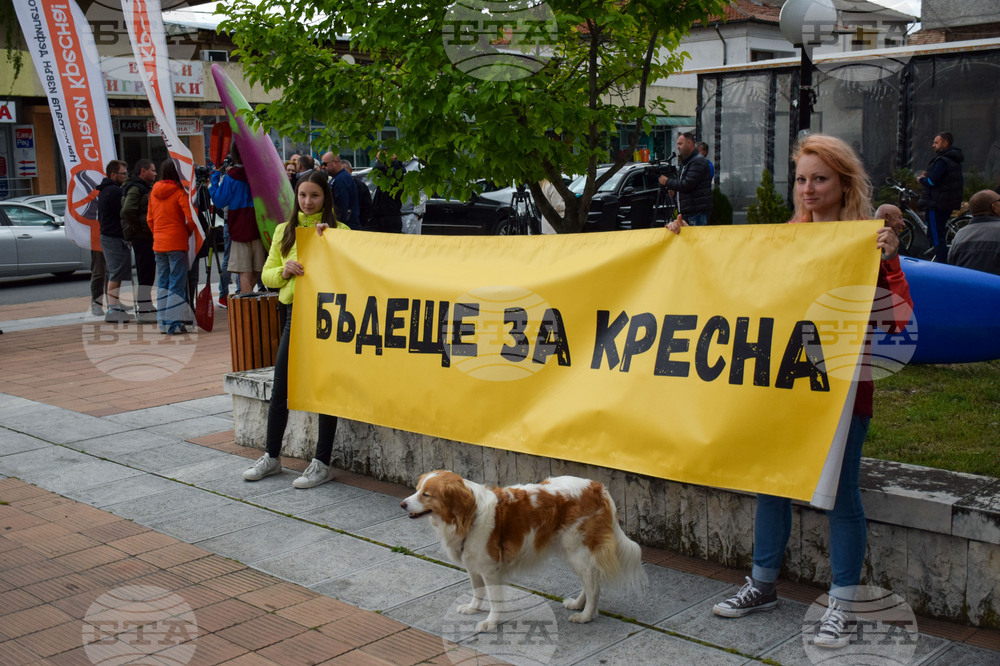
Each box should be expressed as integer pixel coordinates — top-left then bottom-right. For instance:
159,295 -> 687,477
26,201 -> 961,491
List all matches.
400,470 -> 647,632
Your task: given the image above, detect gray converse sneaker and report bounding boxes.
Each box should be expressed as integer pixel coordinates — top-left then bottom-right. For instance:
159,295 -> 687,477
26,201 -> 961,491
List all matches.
243,454 -> 281,481
292,458 -> 335,489
713,577 -> 778,617
813,597 -> 854,648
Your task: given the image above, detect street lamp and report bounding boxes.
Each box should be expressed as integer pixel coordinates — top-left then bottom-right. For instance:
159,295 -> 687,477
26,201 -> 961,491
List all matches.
779,0 -> 837,137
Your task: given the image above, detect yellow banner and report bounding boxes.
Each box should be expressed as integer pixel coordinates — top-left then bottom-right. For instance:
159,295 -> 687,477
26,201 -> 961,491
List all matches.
289,222 -> 882,502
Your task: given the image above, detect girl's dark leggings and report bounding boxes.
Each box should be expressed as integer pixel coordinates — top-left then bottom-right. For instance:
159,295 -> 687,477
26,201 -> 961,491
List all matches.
265,303 -> 337,463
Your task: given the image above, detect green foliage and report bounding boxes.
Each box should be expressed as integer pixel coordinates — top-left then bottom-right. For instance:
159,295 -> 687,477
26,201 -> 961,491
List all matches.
964,170 -> 994,204
708,186 -> 732,225
870,360 -> 1000,478
745,170 -> 790,225
216,0 -> 730,232
1,0 -> 24,96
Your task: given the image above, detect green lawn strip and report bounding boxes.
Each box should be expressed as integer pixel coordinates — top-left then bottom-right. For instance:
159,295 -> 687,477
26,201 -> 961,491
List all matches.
869,360 -> 1000,477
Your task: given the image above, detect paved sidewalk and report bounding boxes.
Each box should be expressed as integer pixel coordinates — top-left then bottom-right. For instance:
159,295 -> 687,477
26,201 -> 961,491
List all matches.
2,305 -> 1000,665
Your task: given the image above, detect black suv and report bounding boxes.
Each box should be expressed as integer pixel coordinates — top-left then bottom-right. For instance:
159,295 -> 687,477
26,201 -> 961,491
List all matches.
568,163 -> 676,231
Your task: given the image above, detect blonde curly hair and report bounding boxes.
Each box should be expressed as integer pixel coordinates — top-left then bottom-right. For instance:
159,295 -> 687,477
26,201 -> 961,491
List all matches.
791,134 -> 873,222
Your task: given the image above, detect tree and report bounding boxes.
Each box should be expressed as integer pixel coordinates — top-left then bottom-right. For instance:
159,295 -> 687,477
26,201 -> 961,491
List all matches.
217,0 -> 729,232
746,170 -> 791,225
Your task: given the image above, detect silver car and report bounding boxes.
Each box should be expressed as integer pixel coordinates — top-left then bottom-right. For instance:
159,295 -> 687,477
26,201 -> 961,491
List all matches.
0,201 -> 91,278
6,194 -> 67,221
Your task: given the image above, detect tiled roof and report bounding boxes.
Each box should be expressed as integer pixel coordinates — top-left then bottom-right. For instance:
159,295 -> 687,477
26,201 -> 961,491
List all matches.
698,0 -> 782,26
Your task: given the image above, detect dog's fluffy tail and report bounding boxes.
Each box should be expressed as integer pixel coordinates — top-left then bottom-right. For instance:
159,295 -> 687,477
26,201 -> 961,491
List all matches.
596,492 -> 648,595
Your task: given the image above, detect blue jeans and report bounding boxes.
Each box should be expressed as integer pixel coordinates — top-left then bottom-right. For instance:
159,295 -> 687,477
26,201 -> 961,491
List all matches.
926,208 -> 949,264
751,414 -> 871,597
155,251 -> 190,333
218,224 -> 232,297
684,213 -> 708,226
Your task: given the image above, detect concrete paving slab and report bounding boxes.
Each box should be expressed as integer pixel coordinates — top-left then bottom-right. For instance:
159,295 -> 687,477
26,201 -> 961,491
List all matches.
67,430 -> 186,458
762,628 -> 948,665
68,472 -> 180,507
253,479 -> 370,515
166,455 -> 258,484
40,458 -> 145,496
599,563 -> 731,625
196,468 -> 306,500
0,428 -> 52,456
383,581 -> 472,634
313,552 -> 468,611
0,445 -> 94,481
658,591 -> 808,658
355,515 -> 441,552
299,490 -> 412,531
1,409 -> 131,444
100,485 -> 234,523
577,627 -> 748,665
0,394 -> 63,419
923,641 -> 999,665
505,555 -> 586,599
146,414 -> 234,440
170,394 -> 234,416
253,534 -> 397,588
102,405 -> 208,428
150,501 -> 278,543
113,440 -> 225,473
460,595 -> 639,666
194,515 -> 339,564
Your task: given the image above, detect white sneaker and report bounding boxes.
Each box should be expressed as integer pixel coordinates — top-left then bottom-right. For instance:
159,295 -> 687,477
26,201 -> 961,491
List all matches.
243,454 -> 281,481
813,597 -> 855,648
293,458 -> 335,489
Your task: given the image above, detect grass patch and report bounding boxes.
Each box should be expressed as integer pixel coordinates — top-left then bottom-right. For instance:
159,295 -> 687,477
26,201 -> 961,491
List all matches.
869,360 -> 1000,477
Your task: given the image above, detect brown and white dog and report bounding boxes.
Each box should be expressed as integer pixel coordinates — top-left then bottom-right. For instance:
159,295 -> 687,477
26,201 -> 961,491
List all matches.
400,470 -> 647,632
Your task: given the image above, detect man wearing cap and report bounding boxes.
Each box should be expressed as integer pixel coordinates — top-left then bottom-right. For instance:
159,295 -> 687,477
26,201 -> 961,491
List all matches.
948,189 -> 1000,276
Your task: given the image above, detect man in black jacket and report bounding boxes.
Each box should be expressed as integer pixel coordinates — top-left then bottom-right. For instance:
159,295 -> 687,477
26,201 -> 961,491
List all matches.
121,159 -> 157,322
96,160 -> 132,323
918,131 -> 964,263
949,189 -> 1000,276
659,132 -> 712,226
369,154 -> 406,233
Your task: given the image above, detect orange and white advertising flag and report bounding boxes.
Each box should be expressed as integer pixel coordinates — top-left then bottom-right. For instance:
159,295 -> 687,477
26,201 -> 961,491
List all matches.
14,0 -> 117,250
122,0 -> 204,266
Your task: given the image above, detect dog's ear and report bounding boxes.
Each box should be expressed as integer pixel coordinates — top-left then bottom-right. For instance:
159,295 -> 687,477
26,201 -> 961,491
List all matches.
444,481 -> 477,536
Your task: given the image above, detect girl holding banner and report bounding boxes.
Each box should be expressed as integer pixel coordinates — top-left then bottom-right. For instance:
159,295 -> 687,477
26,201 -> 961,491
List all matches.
670,134 -> 913,649
242,171 -> 351,489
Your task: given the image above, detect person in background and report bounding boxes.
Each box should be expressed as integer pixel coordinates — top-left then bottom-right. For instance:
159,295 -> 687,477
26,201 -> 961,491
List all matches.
242,170 -> 350,489
343,159 -> 373,230
210,143 -> 263,294
659,132 -> 713,226
369,153 -> 406,233
696,141 -> 715,182
918,131 -> 964,264
284,159 -> 298,187
96,160 -> 132,323
121,159 -> 158,323
321,152 -> 360,229
669,134 -> 912,650
949,189 -> 1000,276
147,159 -> 197,335
875,203 -> 906,235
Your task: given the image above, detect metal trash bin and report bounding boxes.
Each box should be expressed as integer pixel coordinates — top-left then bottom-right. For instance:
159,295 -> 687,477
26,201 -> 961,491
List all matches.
227,292 -> 281,371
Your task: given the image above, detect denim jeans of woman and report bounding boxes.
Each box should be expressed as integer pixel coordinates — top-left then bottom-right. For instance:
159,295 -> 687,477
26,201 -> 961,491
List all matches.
154,251 -> 190,334
265,303 -> 337,463
751,414 -> 871,598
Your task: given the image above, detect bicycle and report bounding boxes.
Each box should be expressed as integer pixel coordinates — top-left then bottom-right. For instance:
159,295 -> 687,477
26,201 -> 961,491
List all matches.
884,178 -> 972,261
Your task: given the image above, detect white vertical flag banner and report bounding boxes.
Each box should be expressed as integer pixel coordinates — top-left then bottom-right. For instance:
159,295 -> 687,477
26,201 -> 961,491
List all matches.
13,0 -> 117,251
122,0 -> 204,266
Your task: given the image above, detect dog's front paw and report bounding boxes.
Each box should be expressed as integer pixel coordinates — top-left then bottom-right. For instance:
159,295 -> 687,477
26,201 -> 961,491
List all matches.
476,617 -> 499,632
457,602 -> 484,615
568,611 -> 596,624
563,595 -> 585,611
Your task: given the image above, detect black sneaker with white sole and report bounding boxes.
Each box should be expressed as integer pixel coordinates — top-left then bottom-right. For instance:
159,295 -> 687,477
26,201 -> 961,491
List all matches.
813,597 -> 855,648
713,577 -> 778,618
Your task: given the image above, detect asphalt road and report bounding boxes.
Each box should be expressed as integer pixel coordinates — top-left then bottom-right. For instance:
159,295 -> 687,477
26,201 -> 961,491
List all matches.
0,271 -> 93,305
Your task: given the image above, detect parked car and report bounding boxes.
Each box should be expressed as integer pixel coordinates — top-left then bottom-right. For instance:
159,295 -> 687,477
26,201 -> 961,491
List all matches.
6,194 -> 67,221
568,162 -> 675,231
0,201 -> 90,278
421,181 -> 539,236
